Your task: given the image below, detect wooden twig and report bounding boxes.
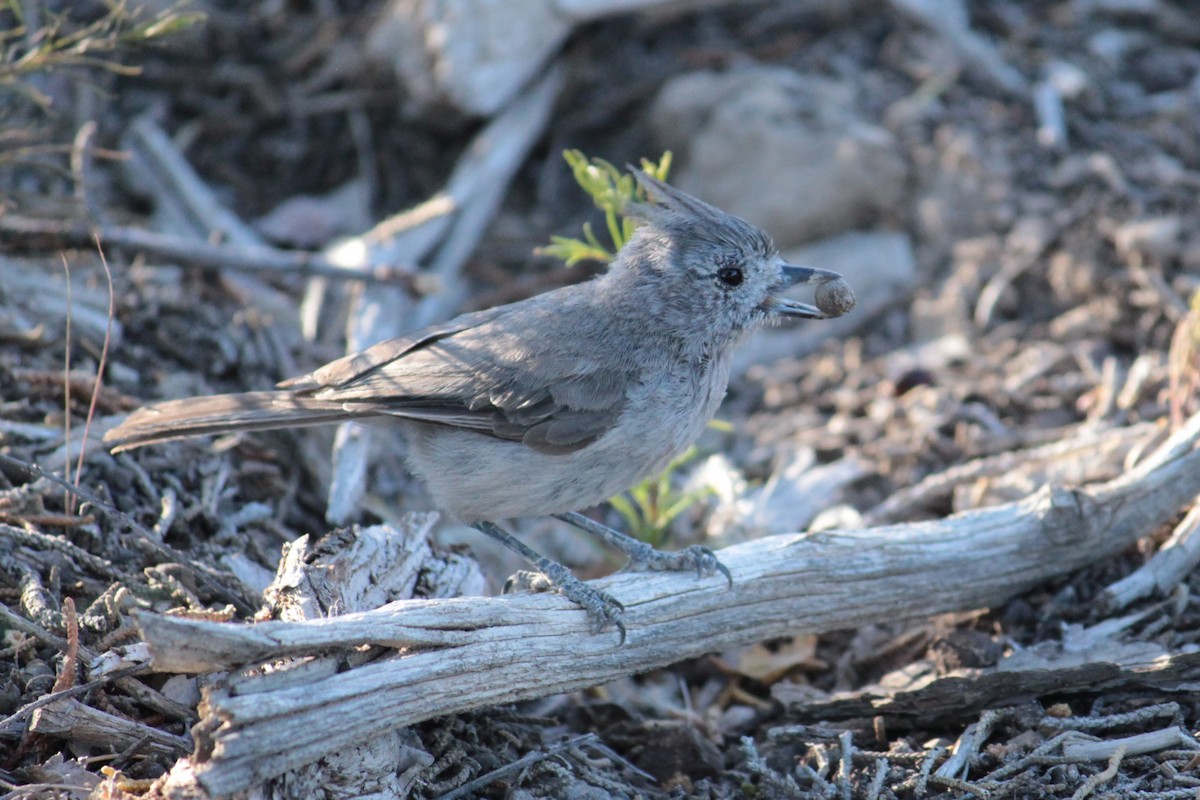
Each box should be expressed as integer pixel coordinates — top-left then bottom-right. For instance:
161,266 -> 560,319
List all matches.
0,452 -> 256,619
1065,734 -> 1174,762
117,116 -> 304,356
122,116 -> 264,246
133,413 -> 1200,796
1103,502 -> 1200,610
775,627 -> 1200,724
0,216 -> 422,287
28,698 -> 190,758
0,254 -> 121,348
0,602 -> 190,726
0,664 -> 146,735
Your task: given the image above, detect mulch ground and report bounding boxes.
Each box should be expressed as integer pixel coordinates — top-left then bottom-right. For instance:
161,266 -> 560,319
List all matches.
2,1 -> 1200,797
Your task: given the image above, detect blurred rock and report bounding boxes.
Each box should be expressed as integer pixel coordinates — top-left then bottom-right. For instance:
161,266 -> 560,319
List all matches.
652,66 -> 909,247
368,0 -> 754,117
368,0 -> 572,118
731,230 -> 917,377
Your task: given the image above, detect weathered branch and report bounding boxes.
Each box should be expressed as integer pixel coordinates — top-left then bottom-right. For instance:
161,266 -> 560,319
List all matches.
134,415 -> 1200,796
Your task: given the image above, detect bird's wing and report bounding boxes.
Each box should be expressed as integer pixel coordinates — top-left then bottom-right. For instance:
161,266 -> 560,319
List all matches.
277,306 -> 503,391
286,304 -> 633,454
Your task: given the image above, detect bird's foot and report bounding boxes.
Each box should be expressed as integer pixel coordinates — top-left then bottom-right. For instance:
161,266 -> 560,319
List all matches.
618,541 -> 733,586
473,520 -> 626,642
554,511 -> 733,587
505,561 -> 626,643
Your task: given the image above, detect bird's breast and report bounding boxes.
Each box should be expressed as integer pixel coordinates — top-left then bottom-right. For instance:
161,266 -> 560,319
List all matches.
403,354 -> 732,522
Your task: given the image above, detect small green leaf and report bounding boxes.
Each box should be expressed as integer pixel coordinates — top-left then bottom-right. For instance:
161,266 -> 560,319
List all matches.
540,149 -> 672,267
608,445 -> 710,545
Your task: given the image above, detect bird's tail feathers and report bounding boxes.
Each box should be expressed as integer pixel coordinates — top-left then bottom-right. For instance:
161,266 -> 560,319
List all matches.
104,391 -> 351,452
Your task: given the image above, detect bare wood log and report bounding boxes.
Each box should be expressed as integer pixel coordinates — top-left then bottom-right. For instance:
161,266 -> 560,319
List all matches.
133,414 -> 1200,796
143,518 -> 479,798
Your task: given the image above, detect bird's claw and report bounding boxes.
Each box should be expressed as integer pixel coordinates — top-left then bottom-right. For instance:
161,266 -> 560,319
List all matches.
684,545 -> 734,587
621,542 -> 733,587
505,561 -> 626,644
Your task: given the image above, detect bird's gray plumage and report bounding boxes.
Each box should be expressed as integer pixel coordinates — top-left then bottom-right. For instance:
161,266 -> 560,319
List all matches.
106,171 -> 843,524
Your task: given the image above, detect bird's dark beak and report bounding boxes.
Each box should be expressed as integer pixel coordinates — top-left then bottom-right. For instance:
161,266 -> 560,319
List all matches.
766,265 -> 845,319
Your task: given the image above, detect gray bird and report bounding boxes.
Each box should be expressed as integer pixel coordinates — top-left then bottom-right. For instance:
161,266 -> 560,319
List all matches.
105,171 -> 853,641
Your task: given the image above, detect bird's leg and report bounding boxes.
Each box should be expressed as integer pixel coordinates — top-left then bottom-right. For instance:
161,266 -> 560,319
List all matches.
554,511 -> 733,587
470,520 -> 625,643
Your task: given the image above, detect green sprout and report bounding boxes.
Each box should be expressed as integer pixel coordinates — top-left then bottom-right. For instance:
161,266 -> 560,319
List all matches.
1,0 -> 204,85
536,149 -> 672,266
608,447 -> 712,547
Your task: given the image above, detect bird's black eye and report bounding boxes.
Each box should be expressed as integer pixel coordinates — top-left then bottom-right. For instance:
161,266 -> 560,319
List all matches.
717,266 -> 744,287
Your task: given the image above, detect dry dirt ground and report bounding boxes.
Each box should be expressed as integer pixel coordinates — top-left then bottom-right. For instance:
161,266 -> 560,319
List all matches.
2,1 -> 1200,798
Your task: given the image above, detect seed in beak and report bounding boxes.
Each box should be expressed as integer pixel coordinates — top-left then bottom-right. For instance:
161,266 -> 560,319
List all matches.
814,277 -> 856,318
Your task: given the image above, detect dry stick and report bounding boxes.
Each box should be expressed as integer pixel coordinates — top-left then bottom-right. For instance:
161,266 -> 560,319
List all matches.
72,235 -> 114,495
936,708 -> 1003,782
979,731 -> 1073,785
28,697 -> 191,758
48,598 -> 79,694
0,215 -> 420,287
61,121 -> 91,514
0,664 -> 147,735
1167,303 -> 1200,428
864,422 -> 1155,525
1063,729 -> 1189,762
2,521 -> 121,580
136,414 -> 1200,797
125,115 -> 263,247
837,730 -> 854,800
886,0 -> 1028,97
60,253 -> 73,514
865,758 -> 889,800
1069,745 -> 1125,800
1104,502 -> 1200,610
71,120 -> 109,227
1042,703 -> 1181,732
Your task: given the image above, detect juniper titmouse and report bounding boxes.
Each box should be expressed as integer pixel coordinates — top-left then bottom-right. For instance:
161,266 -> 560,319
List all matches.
105,171 -> 855,641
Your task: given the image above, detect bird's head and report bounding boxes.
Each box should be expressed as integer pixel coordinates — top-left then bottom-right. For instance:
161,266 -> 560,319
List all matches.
606,170 -> 850,352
